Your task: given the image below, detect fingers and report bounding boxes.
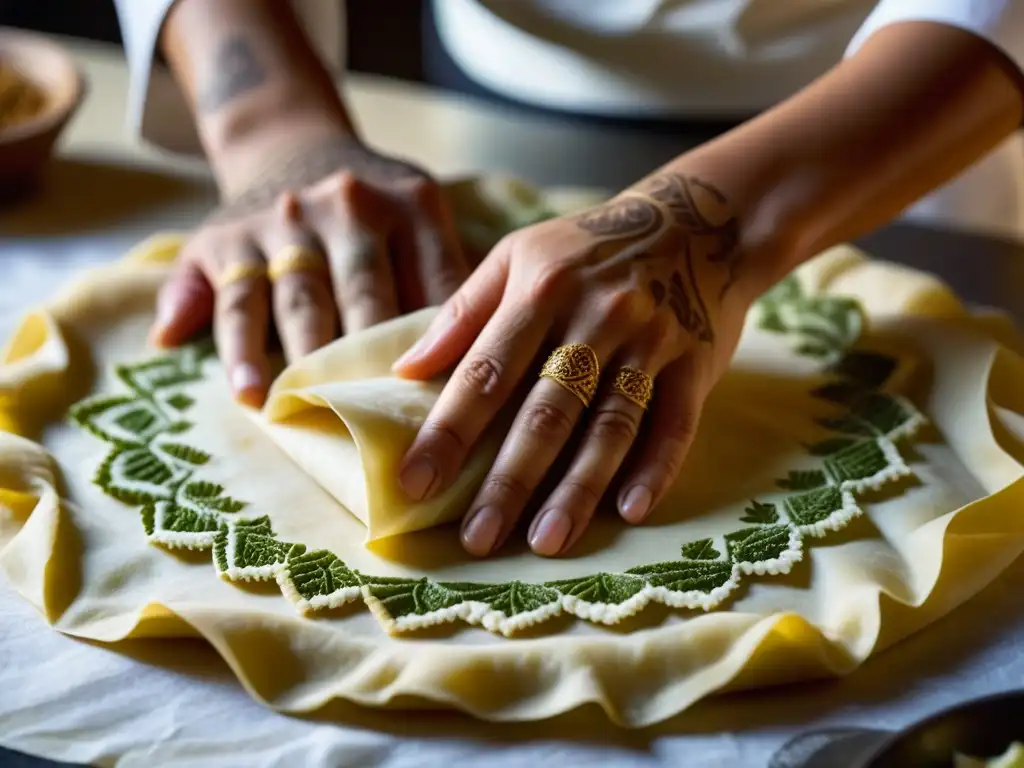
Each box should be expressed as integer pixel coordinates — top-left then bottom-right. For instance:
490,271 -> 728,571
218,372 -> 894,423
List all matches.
308,173 -> 400,336
460,335 -> 615,558
617,354 -> 705,525
397,298 -> 548,506
209,241 -> 272,408
326,225 -> 397,334
528,358 -> 660,556
262,192 -> 337,363
407,179 -> 471,306
150,258 -> 214,347
391,244 -> 509,379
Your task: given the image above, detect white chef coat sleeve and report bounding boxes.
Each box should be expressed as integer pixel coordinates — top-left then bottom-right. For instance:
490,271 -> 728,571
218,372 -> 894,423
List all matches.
847,0 -> 1024,76
111,0 -> 345,156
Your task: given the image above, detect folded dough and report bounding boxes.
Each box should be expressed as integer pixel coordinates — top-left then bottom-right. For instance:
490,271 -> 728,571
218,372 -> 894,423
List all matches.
262,309 -> 512,540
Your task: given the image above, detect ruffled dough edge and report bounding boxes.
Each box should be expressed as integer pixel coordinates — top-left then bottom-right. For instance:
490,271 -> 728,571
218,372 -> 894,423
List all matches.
1,233 -> 1023,728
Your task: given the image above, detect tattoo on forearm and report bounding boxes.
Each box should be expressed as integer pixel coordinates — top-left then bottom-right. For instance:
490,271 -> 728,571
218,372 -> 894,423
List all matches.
197,37 -> 267,113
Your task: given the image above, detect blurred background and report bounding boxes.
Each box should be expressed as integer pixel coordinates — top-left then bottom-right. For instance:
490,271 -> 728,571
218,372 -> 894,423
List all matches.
0,0 -> 123,43
2,0 -> 1022,317
0,0 -> 429,85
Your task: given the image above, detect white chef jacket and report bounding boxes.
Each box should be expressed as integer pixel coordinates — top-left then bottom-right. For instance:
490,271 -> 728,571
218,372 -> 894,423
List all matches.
113,0 -> 1024,155
111,0 -> 1024,237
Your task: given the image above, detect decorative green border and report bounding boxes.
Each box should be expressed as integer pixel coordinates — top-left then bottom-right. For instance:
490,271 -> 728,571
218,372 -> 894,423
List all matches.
68,277 -> 925,636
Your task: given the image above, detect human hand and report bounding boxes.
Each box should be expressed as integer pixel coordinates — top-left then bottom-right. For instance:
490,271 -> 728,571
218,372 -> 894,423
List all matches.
393,172 -> 763,557
151,132 -> 467,406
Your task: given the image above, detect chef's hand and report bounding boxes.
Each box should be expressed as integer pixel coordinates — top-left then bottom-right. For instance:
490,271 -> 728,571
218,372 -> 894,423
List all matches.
393,172 -> 766,557
149,0 -> 468,405
151,132 -> 467,406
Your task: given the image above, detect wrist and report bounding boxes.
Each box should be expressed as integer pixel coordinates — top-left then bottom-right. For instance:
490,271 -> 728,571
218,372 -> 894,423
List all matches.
653,20 -> 1024,307
634,148 -> 806,307
200,91 -> 356,199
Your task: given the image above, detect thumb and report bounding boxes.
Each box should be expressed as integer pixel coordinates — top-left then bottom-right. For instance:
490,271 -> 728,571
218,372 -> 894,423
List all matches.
150,260 -> 215,347
392,247 -> 508,380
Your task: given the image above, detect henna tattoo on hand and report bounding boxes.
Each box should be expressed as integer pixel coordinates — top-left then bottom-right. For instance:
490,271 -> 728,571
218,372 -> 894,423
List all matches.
636,173 -> 742,300
574,197 -> 665,239
197,37 -> 267,113
649,280 -> 666,306
648,269 -> 714,343
610,173 -> 740,343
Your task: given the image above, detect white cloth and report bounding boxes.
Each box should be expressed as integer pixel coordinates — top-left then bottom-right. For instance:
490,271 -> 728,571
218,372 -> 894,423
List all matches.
1,235 -> 1024,768
436,0 -> 1024,116
112,0 -> 1024,146
1,221 -> 1024,768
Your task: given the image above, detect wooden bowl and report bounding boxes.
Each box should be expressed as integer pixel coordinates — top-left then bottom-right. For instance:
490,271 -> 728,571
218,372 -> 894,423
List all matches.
0,28 -> 85,192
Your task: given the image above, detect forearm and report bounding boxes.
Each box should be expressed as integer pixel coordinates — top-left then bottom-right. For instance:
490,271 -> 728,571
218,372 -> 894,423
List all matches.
659,21 -> 1024,302
160,0 -> 355,196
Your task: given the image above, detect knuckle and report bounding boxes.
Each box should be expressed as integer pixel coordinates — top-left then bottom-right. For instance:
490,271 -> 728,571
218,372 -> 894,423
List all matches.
637,406 -> 702,484
522,401 -> 574,439
528,262 -> 572,303
457,353 -> 504,397
331,171 -> 364,203
406,176 -> 442,209
419,419 -> 469,457
274,190 -> 302,222
432,261 -> 466,292
482,472 -> 532,503
647,455 -> 683,486
589,407 -> 640,443
560,478 -> 603,509
335,248 -> 380,281
667,406 -> 700,442
216,282 -> 264,321
445,290 -> 472,324
280,279 -> 325,316
339,272 -> 382,308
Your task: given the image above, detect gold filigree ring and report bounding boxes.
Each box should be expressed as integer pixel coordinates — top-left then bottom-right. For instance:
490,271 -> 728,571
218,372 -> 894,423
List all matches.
540,343 -> 601,406
268,245 -> 327,282
215,261 -> 267,290
612,366 -> 654,410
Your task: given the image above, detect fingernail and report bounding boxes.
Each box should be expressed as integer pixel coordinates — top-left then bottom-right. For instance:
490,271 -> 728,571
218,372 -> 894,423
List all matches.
149,299 -> 176,345
620,486 -> 652,524
400,457 -> 437,502
154,297 -> 175,330
393,315 -> 446,372
528,509 -> 571,556
231,363 -> 264,405
461,506 -> 502,556
393,335 -> 430,372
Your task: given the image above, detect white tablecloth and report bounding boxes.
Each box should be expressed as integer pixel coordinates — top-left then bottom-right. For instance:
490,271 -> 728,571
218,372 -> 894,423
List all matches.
3,179 -> 1024,768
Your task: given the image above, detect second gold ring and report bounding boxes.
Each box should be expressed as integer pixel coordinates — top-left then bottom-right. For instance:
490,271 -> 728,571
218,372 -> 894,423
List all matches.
611,366 -> 654,410
268,244 -> 327,282
215,261 -> 267,290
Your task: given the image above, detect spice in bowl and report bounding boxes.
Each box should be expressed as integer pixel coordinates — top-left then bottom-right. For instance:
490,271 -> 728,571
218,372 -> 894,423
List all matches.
0,61 -> 46,132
